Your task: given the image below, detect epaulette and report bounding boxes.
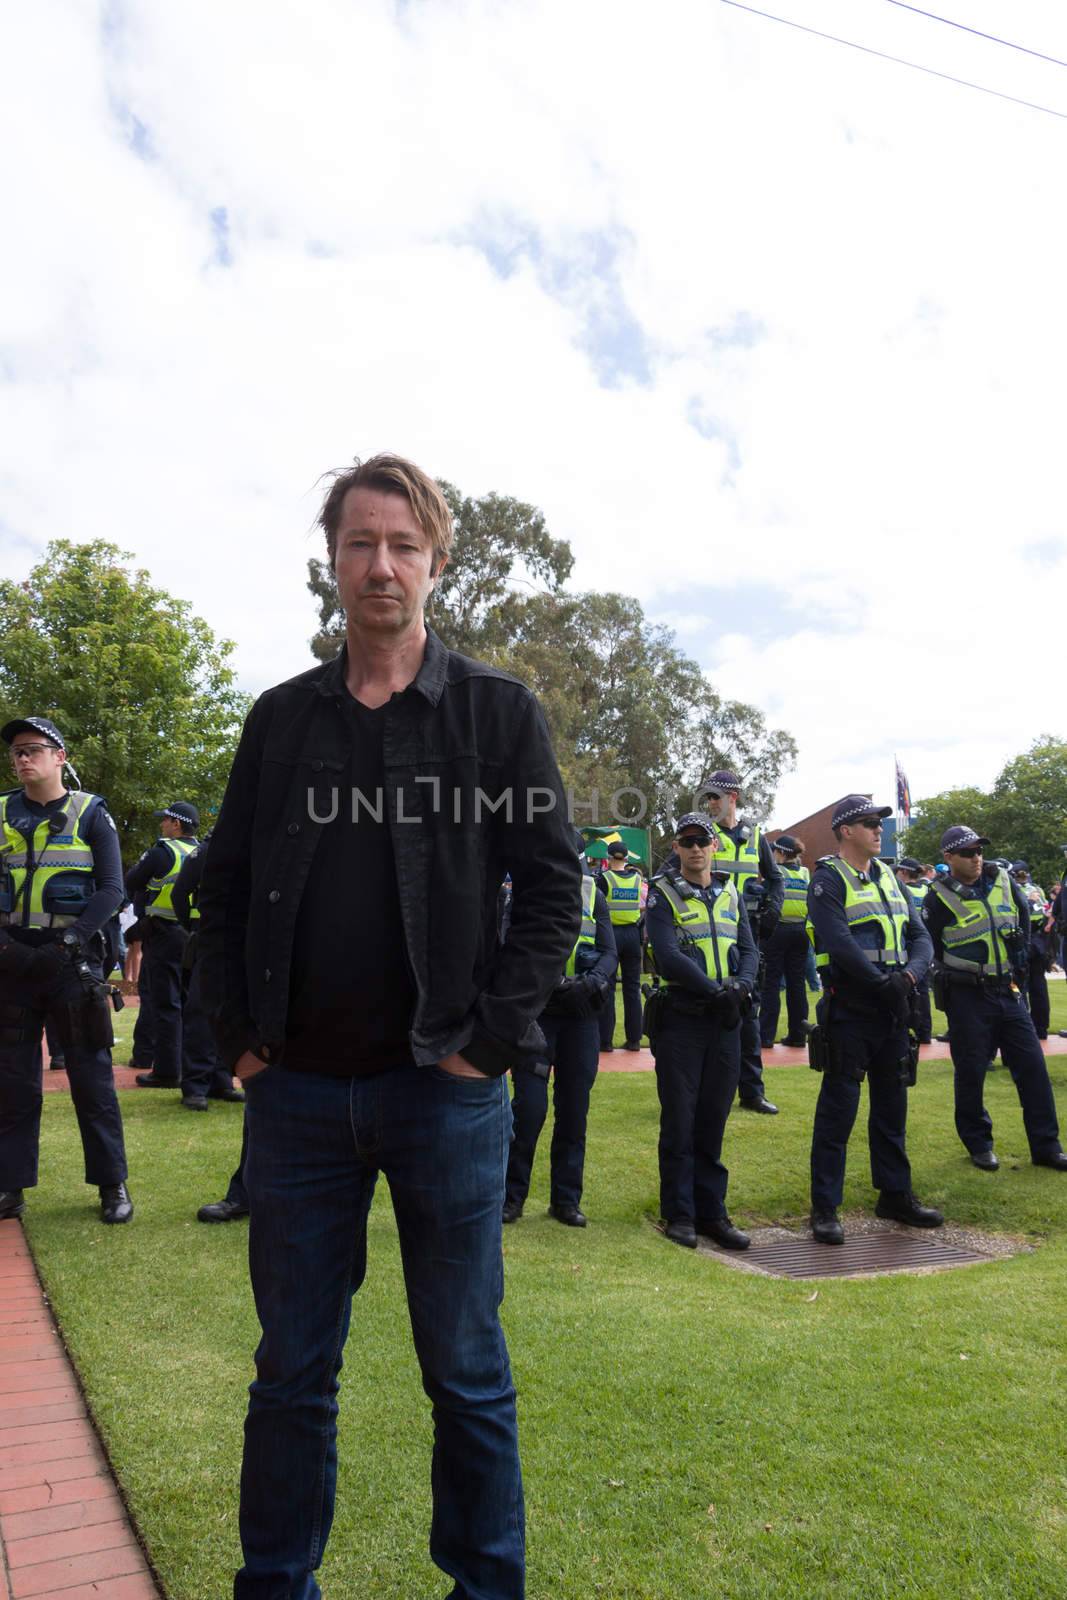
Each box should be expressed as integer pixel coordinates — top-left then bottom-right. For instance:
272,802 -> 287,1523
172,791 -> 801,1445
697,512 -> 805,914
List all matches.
814,855 -> 836,869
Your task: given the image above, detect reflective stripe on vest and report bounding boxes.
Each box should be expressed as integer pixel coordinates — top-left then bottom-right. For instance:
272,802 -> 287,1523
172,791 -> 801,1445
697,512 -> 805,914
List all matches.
602,869 -> 642,925
779,864 -> 810,922
0,789 -> 97,930
710,827 -> 761,894
929,869 -> 1018,977
651,874 -> 740,985
564,875 -> 598,976
820,857 -> 911,970
146,838 -> 197,920
1023,884 -> 1047,927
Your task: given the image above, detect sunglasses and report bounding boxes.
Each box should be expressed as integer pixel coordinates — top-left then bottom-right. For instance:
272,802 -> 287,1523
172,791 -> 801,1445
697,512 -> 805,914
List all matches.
851,817 -> 884,830
677,835 -> 712,849
952,847 -> 983,859
9,743 -> 56,761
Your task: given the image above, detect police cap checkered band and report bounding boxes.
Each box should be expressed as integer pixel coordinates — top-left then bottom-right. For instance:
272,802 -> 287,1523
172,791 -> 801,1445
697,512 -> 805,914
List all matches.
675,812 -> 716,838
831,795 -> 892,830
154,801 -> 200,828
1,716 -> 65,749
773,834 -> 802,854
897,857 -> 923,873
940,825 -> 990,853
699,770 -> 741,796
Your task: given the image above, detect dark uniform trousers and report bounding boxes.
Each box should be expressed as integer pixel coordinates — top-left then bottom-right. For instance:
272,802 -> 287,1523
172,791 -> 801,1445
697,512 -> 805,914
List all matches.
1022,948 -> 1050,1040
144,919 -> 186,1081
738,1004 -> 767,1103
225,1113 -> 250,1210
181,960 -> 233,1099
506,1014 -> 600,1210
131,959 -> 156,1067
810,1015 -> 911,1212
598,923 -> 643,1049
0,962 -> 128,1190
760,924 -> 809,1044
945,986 -> 1059,1158
653,1005 -> 740,1224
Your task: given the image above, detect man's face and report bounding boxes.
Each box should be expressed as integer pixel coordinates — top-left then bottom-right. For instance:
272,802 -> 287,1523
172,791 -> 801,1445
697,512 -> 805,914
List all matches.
841,815 -> 882,860
702,790 -> 736,823
333,487 -> 439,637
675,830 -> 713,874
9,734 -> 64,788
946,847 -> 983,885
160,816 -> 182,839
1014,870 -> 1030,885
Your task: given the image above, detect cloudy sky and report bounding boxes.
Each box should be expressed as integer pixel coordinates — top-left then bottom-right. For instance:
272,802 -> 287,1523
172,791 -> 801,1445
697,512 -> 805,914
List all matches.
3,0 -> 1066,824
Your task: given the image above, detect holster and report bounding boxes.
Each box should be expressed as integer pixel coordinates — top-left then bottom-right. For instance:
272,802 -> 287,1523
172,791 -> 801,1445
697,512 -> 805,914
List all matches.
900,1033 -> 919,1088
807,1023 -> 830,1074
641,982 -> 667,1045
931,965 -> 948,1012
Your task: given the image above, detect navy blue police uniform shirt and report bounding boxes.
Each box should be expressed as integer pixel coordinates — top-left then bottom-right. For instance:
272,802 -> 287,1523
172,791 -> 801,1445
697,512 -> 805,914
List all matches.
808,857 -> 932,1021
283,687 -> 417,1077
4,791 -> 123,944
644,874 -> 759,999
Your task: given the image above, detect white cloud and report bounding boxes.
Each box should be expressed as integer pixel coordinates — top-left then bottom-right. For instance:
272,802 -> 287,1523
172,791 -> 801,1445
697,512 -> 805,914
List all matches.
1,0 -> 1065,823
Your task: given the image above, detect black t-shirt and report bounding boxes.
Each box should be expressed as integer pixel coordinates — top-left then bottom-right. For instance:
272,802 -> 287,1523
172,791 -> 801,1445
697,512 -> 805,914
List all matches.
284,691 -> 416,1076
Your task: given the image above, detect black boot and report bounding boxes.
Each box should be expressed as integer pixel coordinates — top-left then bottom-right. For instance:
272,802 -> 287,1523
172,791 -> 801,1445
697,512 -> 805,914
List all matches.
810,1209 -> 844,1245
875,1190 -> 943,1228
100,1183 -> 134,1224
0,1189 -> 26,1221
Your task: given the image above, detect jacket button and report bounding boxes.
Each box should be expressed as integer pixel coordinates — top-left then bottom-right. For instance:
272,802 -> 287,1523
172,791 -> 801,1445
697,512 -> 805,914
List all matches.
268,890 -> 280,903
287,823 -> 300,836
311,759 -> 324,772
260,1045 -> 271,1061
264,968 -> 272,983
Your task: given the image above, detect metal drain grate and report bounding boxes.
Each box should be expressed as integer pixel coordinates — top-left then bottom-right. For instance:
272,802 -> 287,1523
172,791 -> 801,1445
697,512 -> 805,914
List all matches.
709,1228 -> 994,1279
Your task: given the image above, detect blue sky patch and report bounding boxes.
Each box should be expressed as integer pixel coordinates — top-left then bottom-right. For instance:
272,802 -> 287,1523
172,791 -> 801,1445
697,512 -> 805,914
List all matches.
209,207 -> 233,268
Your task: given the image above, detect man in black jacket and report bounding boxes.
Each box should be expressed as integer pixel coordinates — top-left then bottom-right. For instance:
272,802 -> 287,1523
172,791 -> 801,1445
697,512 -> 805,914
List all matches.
198,453 -> 579,1600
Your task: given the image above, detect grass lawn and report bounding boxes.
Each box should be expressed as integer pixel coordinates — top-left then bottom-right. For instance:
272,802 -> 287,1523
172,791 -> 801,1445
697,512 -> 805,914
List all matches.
23,1010 -> 1067,1600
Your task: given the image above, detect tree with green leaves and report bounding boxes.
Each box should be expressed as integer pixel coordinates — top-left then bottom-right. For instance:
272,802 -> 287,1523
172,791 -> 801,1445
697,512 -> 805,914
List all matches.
0,541 -> 250,858
902,738 -> 1067,890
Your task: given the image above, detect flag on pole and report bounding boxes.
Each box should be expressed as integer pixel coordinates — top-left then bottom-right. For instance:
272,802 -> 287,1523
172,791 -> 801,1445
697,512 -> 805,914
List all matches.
895,755 -> 911,820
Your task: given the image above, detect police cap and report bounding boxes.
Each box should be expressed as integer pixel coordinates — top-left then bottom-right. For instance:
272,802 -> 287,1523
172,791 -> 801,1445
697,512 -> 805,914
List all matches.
1011,859 -> 1029,874
831,795 -> 892,830
773,834 -> 802,855
897,856 -> 923,873
606,840 -> 629,858
1,716 -> 65,749
154,801 -> 200,829
674,812 -> 715,840
699,769 -> 741,797
940,825 -> 990,854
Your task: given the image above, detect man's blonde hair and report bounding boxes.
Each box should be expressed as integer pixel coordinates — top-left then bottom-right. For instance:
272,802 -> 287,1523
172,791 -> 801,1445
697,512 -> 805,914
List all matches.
318,454 -> 454,573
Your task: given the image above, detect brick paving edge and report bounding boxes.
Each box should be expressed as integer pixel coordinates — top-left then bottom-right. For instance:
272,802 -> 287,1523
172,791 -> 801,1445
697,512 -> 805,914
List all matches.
6,1221 -> 165,1598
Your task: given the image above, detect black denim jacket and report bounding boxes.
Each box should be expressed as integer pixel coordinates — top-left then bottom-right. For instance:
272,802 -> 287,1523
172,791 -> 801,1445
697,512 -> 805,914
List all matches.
197,630 -> 581,1077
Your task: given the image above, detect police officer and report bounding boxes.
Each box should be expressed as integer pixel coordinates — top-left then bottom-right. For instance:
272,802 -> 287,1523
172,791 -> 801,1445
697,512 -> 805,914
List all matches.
1010,860 -> 1052,1040
807,795 -> 942,1245
923,827 -> 1066,1172
645,812 -> 759,1250
596,839 -> 644,1054
895,857 -> 933,1043
172,836 -> 244,1110
124,801 -> 199,1092
697,770 -> 783,1114
759,834 -> 810,1048
0,717 -> 132,1224
503,851 -> 617,1227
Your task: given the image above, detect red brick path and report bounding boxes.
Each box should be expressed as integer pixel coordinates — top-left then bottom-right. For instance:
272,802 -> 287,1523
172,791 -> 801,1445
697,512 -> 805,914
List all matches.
0,1224 -> 161,1600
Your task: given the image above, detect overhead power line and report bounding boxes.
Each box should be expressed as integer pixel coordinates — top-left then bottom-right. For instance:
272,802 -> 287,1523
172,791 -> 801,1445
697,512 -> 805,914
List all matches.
719,0 -> 1067,122
881,1 -> 1067,71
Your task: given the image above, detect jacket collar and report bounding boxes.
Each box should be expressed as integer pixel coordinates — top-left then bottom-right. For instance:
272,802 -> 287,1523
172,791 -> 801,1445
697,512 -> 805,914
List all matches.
315,625 -> 449,708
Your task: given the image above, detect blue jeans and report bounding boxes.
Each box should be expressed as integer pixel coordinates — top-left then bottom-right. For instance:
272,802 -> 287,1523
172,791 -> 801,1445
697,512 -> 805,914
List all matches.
236,1063 -> 524,1600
